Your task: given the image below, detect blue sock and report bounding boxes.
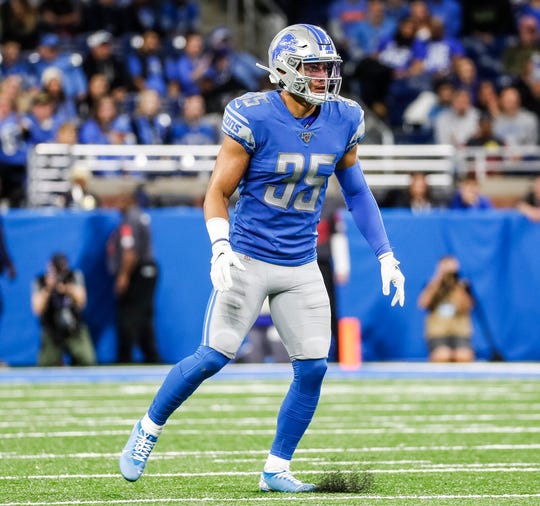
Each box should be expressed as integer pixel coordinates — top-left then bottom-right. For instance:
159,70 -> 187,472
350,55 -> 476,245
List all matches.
148,345 -> 229,426
270,358 -> 327,460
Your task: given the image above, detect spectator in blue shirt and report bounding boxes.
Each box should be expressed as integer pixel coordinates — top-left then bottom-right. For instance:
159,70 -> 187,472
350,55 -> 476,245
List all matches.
131,89 -> 173,145
79,95 -> 133,145
166,32 -> 210,97
410,18 -> 465,79
79,95 -> 134,176
126,31 -> 168,97
378,17 -> 417,76
172,94 -> 218,145
40,67 -> 78,124
0,41 -> 32,89
449,174 -> 493,210
350,0 -> 397,59
349,4 -> 407,119
21,92 -> 62,145
29,33 -> 87,101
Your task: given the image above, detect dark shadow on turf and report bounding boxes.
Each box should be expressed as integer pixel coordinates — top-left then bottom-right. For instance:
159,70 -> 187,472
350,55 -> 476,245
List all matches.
315,469 -> 374,493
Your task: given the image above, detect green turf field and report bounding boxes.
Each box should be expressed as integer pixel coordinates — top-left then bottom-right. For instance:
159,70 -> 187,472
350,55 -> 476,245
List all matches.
1,374 -> 539,505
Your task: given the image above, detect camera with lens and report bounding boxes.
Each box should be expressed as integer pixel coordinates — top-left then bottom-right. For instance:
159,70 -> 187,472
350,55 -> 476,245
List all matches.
49,288 -> 79,337
44,254 -> 82,339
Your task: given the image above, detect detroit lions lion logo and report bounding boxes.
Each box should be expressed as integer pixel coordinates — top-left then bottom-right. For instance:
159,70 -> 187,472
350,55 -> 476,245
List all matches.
271,33 -> 298,64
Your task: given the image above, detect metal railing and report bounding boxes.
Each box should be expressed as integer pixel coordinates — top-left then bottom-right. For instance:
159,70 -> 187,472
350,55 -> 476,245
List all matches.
27,143 -> 457,207
27,143 -> 540,208
455,145 -> 540,180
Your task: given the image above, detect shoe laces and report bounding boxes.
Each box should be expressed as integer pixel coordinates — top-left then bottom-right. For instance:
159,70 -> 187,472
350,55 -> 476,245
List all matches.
275,470 -> 302,485
132,429 -> 155,463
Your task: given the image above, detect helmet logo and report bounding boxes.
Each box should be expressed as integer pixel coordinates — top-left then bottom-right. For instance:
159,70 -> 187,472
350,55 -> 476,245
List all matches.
272,33 -> 297,64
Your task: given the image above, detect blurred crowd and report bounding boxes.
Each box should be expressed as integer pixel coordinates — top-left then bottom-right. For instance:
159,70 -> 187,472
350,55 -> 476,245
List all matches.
0,0 -> 540,208
0,0 -> 267,207
287,0 -> 540,147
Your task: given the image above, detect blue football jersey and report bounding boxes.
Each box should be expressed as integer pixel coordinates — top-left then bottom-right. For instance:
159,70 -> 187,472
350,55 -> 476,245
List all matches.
222,90 -> 365,266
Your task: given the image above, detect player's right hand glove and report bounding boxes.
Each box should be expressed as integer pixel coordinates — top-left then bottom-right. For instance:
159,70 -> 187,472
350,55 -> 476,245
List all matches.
210,240 -> 245,292
378,252 -> 405,307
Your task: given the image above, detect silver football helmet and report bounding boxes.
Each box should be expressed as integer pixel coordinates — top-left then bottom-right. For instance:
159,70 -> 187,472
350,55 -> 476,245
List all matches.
256,24 -> 342,105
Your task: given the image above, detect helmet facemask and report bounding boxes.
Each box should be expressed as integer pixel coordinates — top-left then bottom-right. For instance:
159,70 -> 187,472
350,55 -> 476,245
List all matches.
277,57 -> 342,105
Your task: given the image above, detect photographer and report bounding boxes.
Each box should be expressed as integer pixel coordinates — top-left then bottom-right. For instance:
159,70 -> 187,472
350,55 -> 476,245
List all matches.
418,256 -> 475,362
31,253 -> 96,366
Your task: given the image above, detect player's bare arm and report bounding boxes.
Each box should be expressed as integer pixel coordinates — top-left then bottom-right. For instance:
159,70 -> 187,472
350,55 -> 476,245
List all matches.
204,135 -> 250,222
335,145 -> 359,171
204,135 -> 249,292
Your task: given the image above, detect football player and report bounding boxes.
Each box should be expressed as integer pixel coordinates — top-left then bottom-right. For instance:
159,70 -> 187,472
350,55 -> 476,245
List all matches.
120,24 -> 405,493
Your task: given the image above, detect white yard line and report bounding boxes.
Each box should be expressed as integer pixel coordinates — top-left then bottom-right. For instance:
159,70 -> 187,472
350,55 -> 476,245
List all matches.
3,444 -> 540,459
3,387 -> 540,399
3,401 -> 540,413
2,384 -> 538,398
2,425 -> 540,439
4,402 -> 540,417
2,380 -> 539,397
3,412 -> 540,429
2,466 -> 540,481
2,494 -> 540,506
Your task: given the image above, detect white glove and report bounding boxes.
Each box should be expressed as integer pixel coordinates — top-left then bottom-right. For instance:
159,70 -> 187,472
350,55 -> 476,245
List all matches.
210,240 -> 245,292
378,252 -> 405,307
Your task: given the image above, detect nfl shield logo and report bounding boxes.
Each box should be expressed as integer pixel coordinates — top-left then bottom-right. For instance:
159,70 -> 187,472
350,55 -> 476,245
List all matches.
300,131 -> 313,143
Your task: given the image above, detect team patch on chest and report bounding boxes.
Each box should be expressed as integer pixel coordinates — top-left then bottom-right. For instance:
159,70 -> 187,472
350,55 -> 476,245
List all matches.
298,130 -> 314,144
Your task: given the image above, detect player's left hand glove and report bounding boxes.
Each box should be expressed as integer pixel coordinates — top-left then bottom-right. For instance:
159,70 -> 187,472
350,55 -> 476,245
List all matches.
378,252 -> 405,307
210,240 -> 245,292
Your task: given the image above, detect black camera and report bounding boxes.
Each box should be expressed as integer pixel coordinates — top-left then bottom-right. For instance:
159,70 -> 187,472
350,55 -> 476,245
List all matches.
45,253 -> 81,338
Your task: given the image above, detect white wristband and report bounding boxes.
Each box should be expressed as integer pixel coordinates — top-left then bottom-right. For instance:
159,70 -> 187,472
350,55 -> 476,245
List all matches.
206,217 -> 230,245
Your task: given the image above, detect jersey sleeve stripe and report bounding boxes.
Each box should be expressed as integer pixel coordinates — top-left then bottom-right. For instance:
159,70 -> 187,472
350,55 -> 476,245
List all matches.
222,105 -> 256,153
346,107 -> 365,151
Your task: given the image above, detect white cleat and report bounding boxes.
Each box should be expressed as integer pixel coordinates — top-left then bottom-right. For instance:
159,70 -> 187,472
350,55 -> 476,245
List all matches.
259,470 -> 316,493
119,419 -> 158,482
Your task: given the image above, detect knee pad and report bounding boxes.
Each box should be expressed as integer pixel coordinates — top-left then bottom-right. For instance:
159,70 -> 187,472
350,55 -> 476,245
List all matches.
292,358 -> 327,396
179,345 -> 229,384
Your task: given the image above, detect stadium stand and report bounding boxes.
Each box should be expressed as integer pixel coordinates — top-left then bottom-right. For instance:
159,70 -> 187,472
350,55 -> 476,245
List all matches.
0,0 -> 539,210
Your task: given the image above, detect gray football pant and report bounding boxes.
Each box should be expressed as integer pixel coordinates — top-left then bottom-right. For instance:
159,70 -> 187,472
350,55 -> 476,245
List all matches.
202,255 -> 331,360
